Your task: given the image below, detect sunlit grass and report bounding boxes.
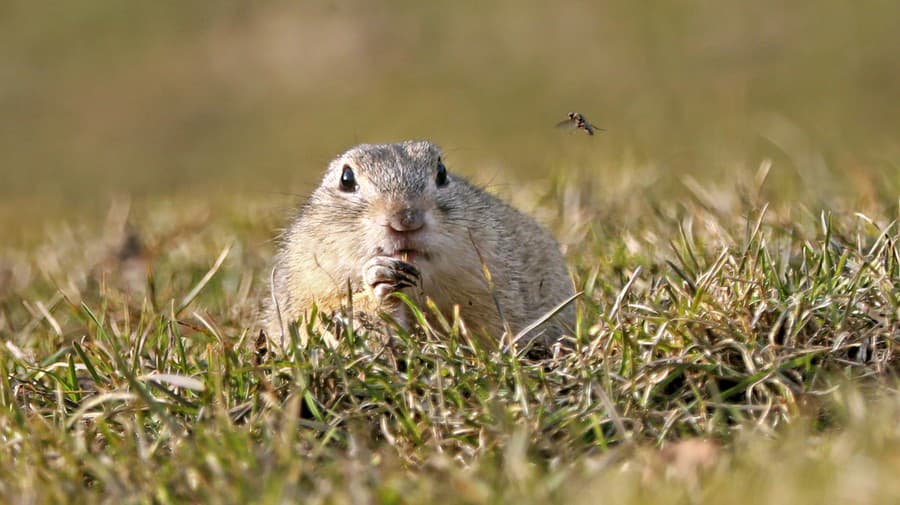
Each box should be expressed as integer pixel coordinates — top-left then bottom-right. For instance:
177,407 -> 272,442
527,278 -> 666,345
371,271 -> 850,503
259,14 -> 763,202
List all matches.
1,162 -> 897,503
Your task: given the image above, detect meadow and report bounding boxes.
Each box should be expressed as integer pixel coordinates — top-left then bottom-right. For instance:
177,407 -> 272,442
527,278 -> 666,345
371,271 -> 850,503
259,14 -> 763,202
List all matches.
1,2 -> 899,503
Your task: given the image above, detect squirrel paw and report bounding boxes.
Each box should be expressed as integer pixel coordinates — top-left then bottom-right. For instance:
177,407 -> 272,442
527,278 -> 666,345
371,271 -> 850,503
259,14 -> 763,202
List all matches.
364,256 -> 420,302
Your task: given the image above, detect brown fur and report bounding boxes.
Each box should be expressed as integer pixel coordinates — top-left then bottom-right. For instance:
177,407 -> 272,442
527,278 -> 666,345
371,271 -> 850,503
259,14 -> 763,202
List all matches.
262,140 -> 575,346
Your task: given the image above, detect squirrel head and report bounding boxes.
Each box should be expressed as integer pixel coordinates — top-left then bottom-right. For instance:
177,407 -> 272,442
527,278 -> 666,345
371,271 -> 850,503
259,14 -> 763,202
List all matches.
306,140 -> 468,268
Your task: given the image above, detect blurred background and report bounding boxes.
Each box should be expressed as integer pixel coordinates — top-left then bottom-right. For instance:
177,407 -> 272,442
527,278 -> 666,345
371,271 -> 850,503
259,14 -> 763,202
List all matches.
1,0 -> 899,238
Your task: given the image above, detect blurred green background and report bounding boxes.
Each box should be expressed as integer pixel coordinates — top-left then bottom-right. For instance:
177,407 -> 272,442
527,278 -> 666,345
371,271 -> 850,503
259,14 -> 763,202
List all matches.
1,0 -> 899,235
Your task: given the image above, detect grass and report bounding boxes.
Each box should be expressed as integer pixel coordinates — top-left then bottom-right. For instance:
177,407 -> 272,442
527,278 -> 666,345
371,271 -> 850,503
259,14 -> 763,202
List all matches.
1,162 -> 898,504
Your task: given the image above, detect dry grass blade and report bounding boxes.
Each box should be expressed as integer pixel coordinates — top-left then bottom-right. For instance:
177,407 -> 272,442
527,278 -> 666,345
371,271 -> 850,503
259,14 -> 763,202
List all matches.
65,392 -> 138,428
139,373 -> 206,392
507,291 -> 583,350
176,243 -> 232,316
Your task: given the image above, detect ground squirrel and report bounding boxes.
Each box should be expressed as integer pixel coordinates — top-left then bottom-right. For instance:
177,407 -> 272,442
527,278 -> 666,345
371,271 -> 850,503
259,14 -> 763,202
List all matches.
263,140 -> 575,346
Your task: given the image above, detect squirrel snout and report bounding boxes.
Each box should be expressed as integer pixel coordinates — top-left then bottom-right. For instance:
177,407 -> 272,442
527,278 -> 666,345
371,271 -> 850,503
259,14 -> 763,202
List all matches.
387,207 -> 425,233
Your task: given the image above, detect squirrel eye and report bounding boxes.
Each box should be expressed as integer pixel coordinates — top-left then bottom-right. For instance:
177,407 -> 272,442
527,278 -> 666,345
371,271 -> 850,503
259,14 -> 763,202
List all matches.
339,165 -> 357,192
435,160 -> 449,187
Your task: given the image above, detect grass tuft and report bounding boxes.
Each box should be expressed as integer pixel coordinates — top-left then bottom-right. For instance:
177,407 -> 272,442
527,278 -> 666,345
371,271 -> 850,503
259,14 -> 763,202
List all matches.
1,173 -> 898,503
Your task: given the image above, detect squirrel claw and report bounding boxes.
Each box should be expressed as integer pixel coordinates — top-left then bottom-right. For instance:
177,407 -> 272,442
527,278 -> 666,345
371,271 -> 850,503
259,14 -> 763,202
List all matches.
364,256 -> 421,302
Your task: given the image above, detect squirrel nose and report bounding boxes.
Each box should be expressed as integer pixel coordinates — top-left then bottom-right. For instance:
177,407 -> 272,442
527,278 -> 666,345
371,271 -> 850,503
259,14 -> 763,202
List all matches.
389,208 -> 425,232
